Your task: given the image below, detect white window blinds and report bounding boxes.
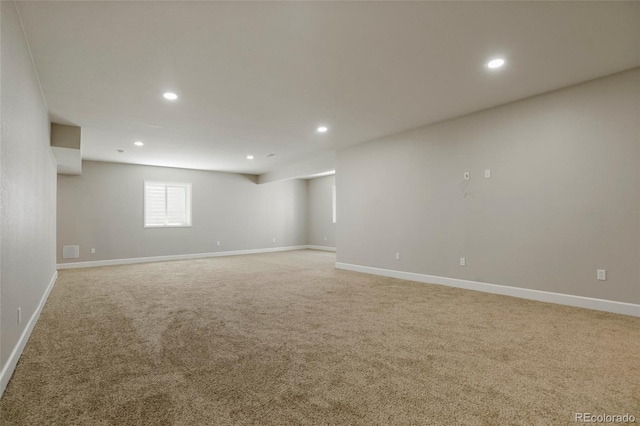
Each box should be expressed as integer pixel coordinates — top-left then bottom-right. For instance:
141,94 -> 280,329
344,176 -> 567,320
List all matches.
144,182 -> 192,227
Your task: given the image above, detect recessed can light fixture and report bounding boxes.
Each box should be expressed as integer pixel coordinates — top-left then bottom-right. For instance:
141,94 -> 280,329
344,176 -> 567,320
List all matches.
117,149 -> 125,153
134,141 -> 144,146
486,58 -> 505,69
163,92 -> 178,100
246,155 -> 254,160
317,126 -> 328,133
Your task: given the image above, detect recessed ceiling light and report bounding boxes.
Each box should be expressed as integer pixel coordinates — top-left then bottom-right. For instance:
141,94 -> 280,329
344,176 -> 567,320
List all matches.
117,149 -> 125,153
317,126 -> 328,133
163,92 -> 178,100
246,155 -> 254,160
134,141 -> 144,146
486,58 -> 505,69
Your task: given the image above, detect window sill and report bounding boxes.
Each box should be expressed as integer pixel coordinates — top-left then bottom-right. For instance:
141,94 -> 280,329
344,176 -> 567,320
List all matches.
144,225 -> 193,229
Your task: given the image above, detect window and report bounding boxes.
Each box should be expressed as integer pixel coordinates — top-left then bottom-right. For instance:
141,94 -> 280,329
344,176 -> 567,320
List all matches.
144,181 -> 192,228
332,184 -> 336,224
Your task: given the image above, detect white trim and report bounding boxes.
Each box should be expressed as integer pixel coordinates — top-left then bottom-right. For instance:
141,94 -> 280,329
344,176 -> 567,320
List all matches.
307,245 -> 337,252
335,263 -> 640,318
56,245 -> 314,269
303,170 -> 335,180
0,271 -> 58,398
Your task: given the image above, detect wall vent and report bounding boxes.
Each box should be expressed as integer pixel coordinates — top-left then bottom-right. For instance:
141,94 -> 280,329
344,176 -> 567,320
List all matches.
62,245 -> 80,259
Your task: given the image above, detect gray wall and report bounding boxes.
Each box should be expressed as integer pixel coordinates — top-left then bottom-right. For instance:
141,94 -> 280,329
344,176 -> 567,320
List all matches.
57,161 -> 308,263
50,123 -> 81,149
1,1 -> 57,368
307,175 -> 336,248
337,68 -> 640,304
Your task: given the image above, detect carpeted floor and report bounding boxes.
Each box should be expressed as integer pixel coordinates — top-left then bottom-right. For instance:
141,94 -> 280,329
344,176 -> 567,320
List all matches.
1,250 -> 638,425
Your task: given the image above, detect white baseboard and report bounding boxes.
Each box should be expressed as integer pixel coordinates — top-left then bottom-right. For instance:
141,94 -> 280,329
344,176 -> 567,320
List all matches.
0,270 -> 58,398
306,245 -> 337,252
56,245 -> 332,269
335,262 -> 640,318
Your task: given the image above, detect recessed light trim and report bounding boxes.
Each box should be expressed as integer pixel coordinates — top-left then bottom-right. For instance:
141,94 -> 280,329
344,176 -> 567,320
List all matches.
134,141 -> 144,146
317,126 -> 328,133
163,92 -> 178,100
246,155 -> 254,160
486,58 -> 505,69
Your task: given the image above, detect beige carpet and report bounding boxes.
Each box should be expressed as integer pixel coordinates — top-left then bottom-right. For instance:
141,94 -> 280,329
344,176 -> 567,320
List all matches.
1,250 -> 638,425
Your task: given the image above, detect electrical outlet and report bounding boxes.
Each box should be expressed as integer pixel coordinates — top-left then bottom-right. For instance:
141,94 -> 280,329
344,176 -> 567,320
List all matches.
396,252 -> 400,260
324,236 -> 327,241
91,248 -> 96,254
484,169 -> 491,178
18,307 -> 21,325
272,238 -> 276,243
597,269 -> 607,281
460,257 -> 466,267
463,172 -> 470,180
216,241 -> 221,246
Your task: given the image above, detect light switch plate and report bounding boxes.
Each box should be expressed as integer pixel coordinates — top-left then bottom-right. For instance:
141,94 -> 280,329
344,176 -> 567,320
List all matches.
597,269 -> 606,281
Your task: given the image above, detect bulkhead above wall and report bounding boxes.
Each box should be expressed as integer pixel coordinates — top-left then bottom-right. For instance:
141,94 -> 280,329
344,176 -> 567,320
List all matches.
50,123 -> 81,175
